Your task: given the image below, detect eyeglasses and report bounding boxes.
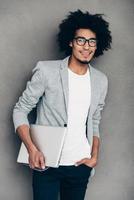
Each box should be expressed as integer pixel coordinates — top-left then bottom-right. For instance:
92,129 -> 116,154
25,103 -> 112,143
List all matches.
74,37 -> 97,47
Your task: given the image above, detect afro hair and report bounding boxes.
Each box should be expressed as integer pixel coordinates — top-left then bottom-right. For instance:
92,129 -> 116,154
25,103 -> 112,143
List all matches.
57,9 -> 112,57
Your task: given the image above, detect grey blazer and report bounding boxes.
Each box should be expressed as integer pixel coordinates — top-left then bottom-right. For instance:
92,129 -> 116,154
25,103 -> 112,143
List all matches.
13,56 -> 108,177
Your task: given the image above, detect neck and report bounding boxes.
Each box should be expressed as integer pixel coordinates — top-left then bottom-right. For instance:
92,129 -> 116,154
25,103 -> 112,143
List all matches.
68,55 -> 89,75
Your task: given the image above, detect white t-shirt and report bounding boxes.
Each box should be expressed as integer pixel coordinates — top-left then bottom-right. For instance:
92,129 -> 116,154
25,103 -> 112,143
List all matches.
59,67 -> 91,165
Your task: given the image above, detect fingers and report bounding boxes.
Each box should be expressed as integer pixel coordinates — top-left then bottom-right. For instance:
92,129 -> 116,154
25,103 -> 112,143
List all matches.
29,157 -> 35,169
39,156 -> 45,169
75,157 -> 97,168
75,158 -> 87,166
28,151 -> 45,170
34,155 -> 40,168
75,158 -> 90,166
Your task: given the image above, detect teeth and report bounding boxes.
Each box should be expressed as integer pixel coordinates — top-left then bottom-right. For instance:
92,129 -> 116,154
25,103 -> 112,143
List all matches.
81,52 -> 92,56
83,53 -> 89,55
82,53 -> 88,55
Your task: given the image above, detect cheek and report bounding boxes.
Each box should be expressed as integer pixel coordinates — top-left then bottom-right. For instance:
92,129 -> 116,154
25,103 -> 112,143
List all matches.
91,48 -> 96,56
94,47 -> 97,52
72,43 -> 81,52
73,46 -> 82,54
72,47 -> 80,55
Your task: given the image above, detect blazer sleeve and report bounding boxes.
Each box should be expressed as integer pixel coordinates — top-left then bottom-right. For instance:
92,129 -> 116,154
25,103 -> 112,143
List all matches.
12,61 -> 45,133
92,75 -> 108,138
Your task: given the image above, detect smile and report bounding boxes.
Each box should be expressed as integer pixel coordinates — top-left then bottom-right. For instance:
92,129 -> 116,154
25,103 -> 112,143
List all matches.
80,51 -> 93,57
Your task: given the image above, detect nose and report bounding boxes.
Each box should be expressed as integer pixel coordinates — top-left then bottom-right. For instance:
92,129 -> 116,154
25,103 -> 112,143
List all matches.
83,41 -> 90,49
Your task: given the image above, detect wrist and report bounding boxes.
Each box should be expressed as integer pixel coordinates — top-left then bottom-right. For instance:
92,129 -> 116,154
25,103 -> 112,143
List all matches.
90,156 -> 98,166
27,143 -> 38,154
91,154 -> 98,161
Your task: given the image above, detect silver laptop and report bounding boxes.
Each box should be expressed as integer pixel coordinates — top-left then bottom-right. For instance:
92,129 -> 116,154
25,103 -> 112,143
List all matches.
17,124 -> 67,169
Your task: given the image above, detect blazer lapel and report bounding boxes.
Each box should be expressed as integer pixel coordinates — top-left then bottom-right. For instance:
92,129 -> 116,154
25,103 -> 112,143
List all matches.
88,64 -> 100,116
59,57 -> 69,117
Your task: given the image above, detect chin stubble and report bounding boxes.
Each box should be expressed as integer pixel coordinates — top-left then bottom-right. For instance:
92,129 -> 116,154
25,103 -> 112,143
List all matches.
77,59 -> 90,64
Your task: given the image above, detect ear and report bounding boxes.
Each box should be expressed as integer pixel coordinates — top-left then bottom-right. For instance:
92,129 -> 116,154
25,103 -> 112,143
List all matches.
69,41 -> 73,47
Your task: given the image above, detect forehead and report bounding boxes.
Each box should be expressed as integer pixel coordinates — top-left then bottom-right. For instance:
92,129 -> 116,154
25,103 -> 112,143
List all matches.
75,28 -> 96,38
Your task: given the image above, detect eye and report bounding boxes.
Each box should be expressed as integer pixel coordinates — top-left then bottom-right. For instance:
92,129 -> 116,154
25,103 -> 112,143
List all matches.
77,38 -> 85,42
89,39 -> 97,44
76,37 -> 85,45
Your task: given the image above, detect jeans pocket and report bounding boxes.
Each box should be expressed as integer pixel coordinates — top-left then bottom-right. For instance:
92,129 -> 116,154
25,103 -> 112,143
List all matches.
82,164 -> 93,170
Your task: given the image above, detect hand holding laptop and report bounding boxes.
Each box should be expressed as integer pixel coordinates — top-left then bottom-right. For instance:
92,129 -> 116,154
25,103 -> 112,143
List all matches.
28,146 -> 46,170
17,124 -> 67,170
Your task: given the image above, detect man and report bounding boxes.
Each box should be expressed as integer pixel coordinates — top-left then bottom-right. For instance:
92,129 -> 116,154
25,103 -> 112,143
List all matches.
13,9 -> 112,200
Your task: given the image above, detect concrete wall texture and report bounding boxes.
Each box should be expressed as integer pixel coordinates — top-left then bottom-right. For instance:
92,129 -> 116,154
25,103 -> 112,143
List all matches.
0,0 -> 134,199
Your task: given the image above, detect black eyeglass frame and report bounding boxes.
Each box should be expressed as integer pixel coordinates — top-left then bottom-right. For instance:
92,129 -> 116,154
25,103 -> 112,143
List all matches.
74,36 -> 98,47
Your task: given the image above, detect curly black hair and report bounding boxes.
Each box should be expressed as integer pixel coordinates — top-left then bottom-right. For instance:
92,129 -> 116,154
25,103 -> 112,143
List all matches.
57,9 -> 112,57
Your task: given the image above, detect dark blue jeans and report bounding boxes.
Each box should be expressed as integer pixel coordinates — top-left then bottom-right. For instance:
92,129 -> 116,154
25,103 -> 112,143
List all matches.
32,164 -> 92,200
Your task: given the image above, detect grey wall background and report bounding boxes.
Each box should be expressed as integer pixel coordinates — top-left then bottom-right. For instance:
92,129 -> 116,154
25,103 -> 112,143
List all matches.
0,0 -> 134,199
